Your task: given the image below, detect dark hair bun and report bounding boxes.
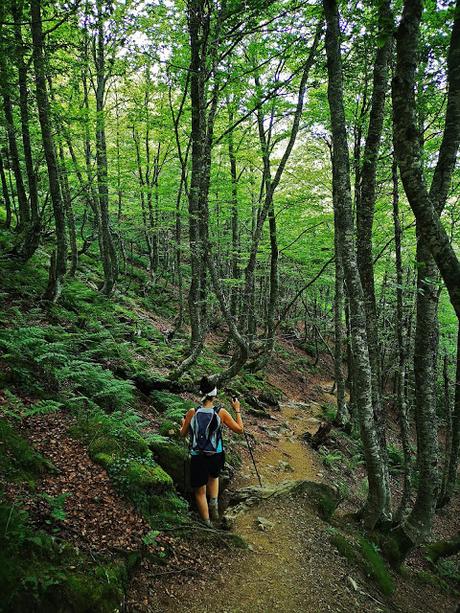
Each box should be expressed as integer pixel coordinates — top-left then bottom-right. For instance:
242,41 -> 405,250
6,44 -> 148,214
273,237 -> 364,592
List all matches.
199,376 -> 215,395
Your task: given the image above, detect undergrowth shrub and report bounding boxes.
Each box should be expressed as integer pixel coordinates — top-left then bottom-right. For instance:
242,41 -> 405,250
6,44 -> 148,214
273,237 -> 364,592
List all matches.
0,503 -> 127,612
0,420 -> 54,483
0,326 -> 134,410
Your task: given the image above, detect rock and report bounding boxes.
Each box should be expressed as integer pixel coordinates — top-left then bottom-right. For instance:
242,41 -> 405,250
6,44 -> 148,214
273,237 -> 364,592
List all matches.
277,460 -> 294,472
148,436 -> 190,492
256,516 -> 274,531
347,576 -> 359,591
225,480 -> 340,522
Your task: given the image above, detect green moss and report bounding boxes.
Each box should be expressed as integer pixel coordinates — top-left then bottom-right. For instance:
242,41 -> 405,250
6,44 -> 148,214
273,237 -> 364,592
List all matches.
92,452 -> 115,469
149,436 -> 189,488
71,413 -> 149,458
329,529 -> 358,564
88,435 -> 122,458
148,490 -> 189,529
0,419 -> 54,483
414,570 -> 452,593
159,419 -> 180,438
125,460 -> 173,490
359,538 -> 395,596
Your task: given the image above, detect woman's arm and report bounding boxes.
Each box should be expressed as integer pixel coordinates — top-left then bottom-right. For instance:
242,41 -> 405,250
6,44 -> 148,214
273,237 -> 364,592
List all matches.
220,400 -> 244,434
179,408 -> 195,437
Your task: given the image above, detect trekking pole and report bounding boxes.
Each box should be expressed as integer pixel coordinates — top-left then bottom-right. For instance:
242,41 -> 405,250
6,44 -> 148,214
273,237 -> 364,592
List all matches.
243,431 -> 263,488
229,392 -> 263,487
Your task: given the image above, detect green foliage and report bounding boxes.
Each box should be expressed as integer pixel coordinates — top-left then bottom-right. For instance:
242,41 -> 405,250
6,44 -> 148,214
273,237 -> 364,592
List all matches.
0,326 -> 134,411
386,443 -> 404,474
321,402 -> 337,423
41,493 -> 70,524
0,503 -> 127,612
329,528 -> 358,563
150,390 -> 195,414
0,419 -> 54,484
70,408 -> 189,527
320,449 -> 343,468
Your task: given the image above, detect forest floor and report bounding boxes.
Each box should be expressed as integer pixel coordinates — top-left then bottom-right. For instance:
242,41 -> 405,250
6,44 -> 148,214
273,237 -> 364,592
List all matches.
125,359 -> 460,613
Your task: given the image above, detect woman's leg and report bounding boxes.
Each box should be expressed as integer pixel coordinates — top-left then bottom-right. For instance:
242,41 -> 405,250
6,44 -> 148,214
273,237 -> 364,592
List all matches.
207,476 -> 219,499
194,485 -> 209,521
207,477 -> 219,520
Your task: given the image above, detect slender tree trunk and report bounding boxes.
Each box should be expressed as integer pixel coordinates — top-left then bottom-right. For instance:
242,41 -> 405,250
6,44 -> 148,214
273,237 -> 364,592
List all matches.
324,0 -> 387,530
94,0 -> 117,295
439,330 -> 460,507
30,0 -> 67,301
392,153 -> 412,522
12,0 -> 40,258
0,15 -> 29,230
334,213 -> 347,425
356,0 -> 393,522
170,0 -> 209,379
58,143 -> 78,276
392,0 -> 460,318
0,153 -> 12,228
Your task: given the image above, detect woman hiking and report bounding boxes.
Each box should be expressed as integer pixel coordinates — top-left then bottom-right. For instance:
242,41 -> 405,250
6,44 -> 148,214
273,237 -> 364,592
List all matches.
180,376 -> 244,526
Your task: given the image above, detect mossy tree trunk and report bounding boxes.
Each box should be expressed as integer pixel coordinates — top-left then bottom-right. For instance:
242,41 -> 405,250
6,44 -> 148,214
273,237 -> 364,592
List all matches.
391,0 -> 460,558
323,0 -> 388,530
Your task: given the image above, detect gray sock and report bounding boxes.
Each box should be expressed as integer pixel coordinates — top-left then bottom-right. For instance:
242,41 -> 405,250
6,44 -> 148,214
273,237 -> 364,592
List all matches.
209,497 -> 219,520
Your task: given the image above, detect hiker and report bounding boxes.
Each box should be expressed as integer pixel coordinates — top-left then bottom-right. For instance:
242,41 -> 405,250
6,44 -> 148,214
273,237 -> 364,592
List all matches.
180,376 -> 244,526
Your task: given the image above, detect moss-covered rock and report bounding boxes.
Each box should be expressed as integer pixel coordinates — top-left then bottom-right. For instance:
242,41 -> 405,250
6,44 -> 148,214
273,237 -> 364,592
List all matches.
125,459 -> 173,490
71,414 -> 149,458
149,436 -> 190,491
159,419 -> 180,438
57,561 -> 126,613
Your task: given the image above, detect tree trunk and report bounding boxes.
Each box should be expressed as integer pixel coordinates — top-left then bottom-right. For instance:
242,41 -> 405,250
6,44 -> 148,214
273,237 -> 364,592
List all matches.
392,152 -> 412,522
323,0 -> 387,530
30,0 -> 67,302
356,0 -> 393,522
392,0 -> 460,318
0,12 -> 29,230
94,0 -> 117,296
0,153 -> 12,228
439,330 -> 460,507
391,0 -> 460,557
12,0 -> 40,258
334,213 -> 347,425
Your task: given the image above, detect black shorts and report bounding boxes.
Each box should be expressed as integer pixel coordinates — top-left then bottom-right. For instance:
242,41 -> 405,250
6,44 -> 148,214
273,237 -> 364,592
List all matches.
190,452 -> 225,489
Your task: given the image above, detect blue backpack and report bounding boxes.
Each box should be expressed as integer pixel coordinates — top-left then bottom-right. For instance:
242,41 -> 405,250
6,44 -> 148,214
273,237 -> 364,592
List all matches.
189,406 -> 222,455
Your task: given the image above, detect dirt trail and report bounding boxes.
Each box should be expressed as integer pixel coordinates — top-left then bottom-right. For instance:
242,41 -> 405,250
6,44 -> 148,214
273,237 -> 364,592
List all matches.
143,391 -> 381,613
129,382 -> 458,613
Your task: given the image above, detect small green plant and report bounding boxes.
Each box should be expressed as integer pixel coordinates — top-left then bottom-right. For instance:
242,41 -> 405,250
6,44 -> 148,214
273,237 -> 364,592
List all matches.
387,443 -> 404,474
41,493 -> 70,525
320,449 -> 343,468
